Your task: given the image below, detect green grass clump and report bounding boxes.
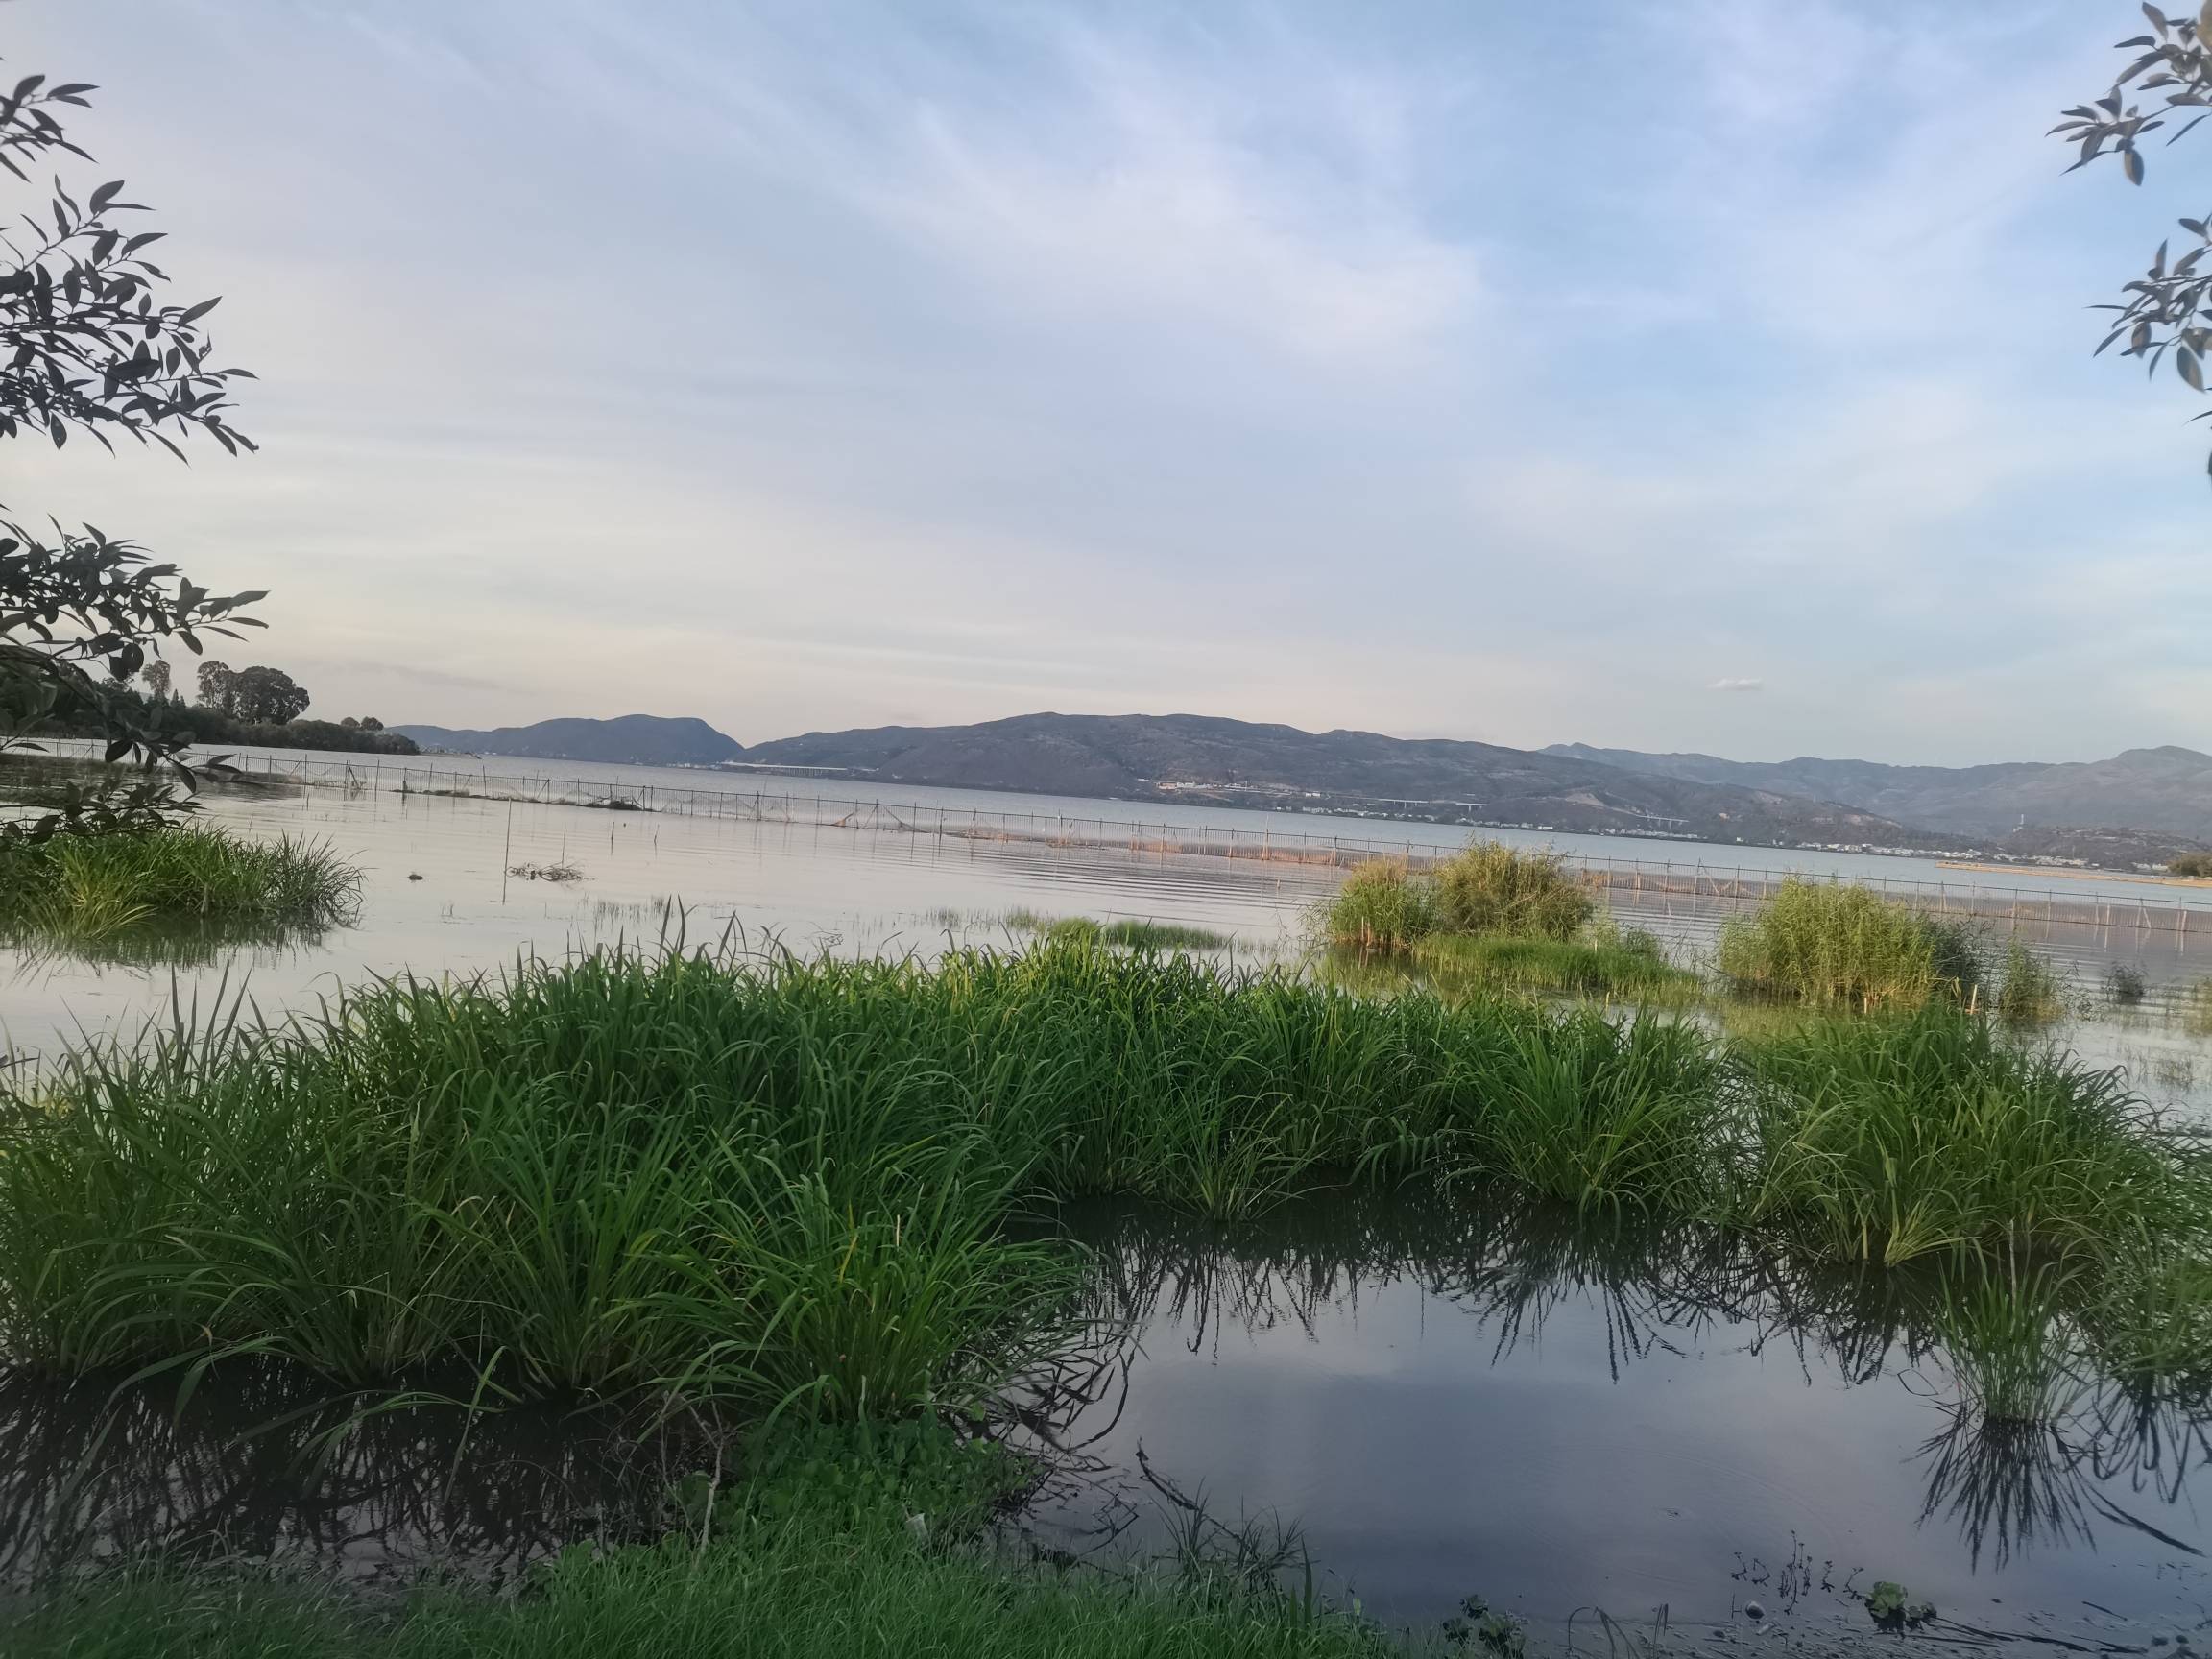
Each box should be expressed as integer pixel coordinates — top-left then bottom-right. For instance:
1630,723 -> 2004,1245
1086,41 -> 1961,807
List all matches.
1431,841 -> 1592,941
0,826 -> 358,941
1719,878 -> 1988,1012
1739,1011 -> 2176,1264
1321,860 -> 1438,950
1322,841 -> 1590,951
8,937 -> 2211,1398
1468,1006 -> 1724,1216
0,940 -> 1736,1395
0,953 -> 1085,1404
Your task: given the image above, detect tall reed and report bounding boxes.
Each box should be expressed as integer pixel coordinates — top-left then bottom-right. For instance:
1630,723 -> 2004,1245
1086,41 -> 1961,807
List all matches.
1719,878 -> 1968,1011
1430,840 -> 1592,941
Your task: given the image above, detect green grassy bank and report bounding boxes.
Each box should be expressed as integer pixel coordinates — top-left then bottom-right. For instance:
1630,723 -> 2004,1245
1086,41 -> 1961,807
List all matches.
1,1538 -> 1399,1659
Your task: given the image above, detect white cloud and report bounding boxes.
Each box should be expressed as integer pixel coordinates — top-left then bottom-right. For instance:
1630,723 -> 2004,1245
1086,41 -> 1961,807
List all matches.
883,42 -> 1478,363
3,0 -> 2205,767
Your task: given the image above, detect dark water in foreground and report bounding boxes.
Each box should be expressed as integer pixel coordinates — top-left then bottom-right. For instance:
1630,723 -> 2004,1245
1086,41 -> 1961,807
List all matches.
1028,1193 -> 2212,1647
8,1190 -> 2212,1650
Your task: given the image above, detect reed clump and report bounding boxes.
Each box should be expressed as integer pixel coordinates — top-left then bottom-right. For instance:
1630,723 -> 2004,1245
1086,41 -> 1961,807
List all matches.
0,826 -> 358,942
1718,878 -> 1990,1012
1322,840 -> 1593,951
1995,941 -> 2067,1022
1431,840 -> 1593,941
1320,860 -> 1438,950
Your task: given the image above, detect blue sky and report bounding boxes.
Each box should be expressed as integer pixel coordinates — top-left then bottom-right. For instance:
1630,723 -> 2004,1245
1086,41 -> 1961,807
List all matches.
7,2 -> 2208,763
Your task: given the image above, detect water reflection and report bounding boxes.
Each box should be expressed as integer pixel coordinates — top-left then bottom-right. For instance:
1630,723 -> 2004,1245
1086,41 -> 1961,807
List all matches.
0,1365 -> 707,1589
1022,1188 -> 2212,1629
6,1191 -> 2212,1633
0,908 -> 353,974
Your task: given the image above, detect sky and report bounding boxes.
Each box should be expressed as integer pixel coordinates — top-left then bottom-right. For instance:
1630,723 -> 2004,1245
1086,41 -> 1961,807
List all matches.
4,1 -> 2209,765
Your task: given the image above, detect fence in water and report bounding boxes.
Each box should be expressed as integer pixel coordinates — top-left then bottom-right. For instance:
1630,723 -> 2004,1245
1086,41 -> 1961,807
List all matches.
163,749 -> 2212,979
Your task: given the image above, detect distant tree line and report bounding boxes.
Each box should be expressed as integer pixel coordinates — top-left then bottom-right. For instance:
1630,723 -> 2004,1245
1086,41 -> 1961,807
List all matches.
49,657 -> 417,756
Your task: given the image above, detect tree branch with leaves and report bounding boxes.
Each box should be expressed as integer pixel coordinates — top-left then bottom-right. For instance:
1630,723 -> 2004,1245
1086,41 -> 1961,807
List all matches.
2054,4 -> 2212,467
0,63 -> 267,842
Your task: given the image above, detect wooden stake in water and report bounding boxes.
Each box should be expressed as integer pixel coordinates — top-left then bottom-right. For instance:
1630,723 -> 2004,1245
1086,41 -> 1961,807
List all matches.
501,802 -> 513,903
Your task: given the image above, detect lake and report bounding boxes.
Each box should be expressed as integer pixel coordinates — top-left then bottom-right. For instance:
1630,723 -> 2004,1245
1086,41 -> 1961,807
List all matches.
8,750 -> 2212,1650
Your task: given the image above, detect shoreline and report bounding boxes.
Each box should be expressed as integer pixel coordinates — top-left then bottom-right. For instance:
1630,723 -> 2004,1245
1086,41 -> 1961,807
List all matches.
1936,858 -> 2212,890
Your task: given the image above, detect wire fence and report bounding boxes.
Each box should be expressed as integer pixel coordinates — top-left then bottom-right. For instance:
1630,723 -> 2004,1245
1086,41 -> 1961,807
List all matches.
190,750 -> 2212,943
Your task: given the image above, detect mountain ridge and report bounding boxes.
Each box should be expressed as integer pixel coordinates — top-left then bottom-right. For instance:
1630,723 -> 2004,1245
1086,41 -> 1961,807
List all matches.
392,715 -> 742,767
1542,741 -> 2212,842
737,711 -> 1939,849
387,710 -> 2212,858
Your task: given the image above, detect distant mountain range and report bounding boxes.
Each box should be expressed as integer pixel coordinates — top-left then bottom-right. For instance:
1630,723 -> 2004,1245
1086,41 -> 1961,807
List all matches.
392,715 -> 742,767
746,711 -> 1940,849
1542,743 -> 2212,846
389,710 -> 2212,863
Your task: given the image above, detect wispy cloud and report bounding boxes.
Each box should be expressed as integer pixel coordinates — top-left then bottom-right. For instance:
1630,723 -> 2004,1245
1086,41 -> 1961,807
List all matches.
2,0 -> 2201,764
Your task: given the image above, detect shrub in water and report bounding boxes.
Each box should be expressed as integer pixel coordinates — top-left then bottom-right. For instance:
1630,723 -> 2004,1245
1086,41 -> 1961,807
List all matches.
1322,860 -> 1438,949
1996,941 -> 2066,1022
1431,840 -> 1592,941
1719,878 -> 1942,1011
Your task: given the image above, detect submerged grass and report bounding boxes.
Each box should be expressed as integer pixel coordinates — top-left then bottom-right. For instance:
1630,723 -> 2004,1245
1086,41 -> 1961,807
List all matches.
1006,913 -> 1230,950
0,827 -> 359,942
1403,933 -> 1698,1002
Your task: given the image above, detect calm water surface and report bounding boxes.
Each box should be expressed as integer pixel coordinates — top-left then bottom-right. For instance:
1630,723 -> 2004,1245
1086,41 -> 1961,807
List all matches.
10,762 -> 2212,1648
1022,1194 -> 2212,1647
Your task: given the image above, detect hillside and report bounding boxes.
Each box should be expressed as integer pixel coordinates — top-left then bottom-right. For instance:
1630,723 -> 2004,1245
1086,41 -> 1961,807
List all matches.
393,715 -> 742,767
742,712 -> 1945,849
1545,742 -> 2212,844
